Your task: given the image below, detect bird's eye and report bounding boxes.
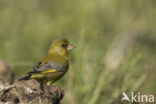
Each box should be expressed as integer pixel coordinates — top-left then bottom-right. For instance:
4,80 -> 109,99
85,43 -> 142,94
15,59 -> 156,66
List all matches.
62,44 -> 67,48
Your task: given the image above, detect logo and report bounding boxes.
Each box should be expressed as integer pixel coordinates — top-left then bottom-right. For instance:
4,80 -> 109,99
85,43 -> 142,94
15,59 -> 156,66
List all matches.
121,92 -> 155,103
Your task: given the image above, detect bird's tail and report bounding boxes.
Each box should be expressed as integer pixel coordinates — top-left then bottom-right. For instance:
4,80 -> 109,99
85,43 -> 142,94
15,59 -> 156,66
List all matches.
18,75 -> 31,81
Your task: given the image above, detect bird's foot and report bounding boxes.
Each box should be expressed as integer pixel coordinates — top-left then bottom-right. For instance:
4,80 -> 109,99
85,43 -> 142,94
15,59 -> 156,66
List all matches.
51,85 -> 64,98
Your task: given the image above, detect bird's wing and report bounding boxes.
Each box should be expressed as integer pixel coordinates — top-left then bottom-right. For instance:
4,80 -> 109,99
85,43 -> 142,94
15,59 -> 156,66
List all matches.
28,61 -> 67,75
32,61 -> 42,70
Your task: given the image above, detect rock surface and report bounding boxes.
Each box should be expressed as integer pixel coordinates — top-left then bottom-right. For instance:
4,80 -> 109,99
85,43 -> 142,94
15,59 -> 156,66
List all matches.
0,60 -> 64,104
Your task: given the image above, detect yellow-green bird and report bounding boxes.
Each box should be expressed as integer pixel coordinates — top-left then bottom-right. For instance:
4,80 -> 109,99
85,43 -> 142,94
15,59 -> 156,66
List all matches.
19,38 -> 75,91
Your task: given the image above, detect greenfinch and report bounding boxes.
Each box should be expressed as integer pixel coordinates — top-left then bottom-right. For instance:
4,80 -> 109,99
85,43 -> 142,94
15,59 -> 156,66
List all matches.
19,38 -> 74,91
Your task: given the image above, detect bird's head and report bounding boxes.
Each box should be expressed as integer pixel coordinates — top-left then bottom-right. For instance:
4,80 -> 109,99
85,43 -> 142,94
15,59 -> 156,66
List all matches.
48,38 -> 75,57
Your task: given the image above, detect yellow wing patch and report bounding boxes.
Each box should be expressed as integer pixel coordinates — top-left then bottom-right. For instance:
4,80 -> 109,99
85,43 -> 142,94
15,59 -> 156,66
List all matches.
31,74 -> 44,78
41,69 -> 57,74
30,69 -> 57,79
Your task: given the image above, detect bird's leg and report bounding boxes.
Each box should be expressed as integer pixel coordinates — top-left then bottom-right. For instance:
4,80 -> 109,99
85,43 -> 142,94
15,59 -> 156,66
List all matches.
40,82 -> 45,94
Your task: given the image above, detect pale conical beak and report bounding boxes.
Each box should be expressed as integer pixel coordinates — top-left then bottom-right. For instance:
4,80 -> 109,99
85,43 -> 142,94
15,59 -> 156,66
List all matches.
67,44 -> 75,51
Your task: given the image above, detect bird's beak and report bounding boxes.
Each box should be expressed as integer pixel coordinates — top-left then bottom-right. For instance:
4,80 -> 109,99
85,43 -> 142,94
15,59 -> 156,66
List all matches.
67,44 -> 75,51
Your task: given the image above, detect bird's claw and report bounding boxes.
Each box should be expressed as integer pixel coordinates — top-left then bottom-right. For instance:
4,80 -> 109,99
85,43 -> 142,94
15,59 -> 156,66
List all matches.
51,86 -> 64,98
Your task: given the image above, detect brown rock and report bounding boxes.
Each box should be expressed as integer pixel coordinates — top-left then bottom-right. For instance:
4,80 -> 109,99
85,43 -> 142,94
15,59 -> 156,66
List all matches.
0,60 -> 15,84
0,60 -> 64,104
0,79 -> 64,104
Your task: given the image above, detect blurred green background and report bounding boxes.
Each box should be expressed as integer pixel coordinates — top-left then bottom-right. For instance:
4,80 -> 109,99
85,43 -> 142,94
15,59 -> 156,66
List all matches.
0,0 -> 156,104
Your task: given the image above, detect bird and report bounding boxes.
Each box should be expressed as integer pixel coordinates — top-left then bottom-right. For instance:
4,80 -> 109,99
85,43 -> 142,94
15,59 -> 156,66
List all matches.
19,38 -> 75,92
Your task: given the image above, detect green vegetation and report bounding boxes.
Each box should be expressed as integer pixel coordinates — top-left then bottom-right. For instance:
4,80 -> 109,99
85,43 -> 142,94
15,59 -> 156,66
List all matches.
0,0 -> 155,104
